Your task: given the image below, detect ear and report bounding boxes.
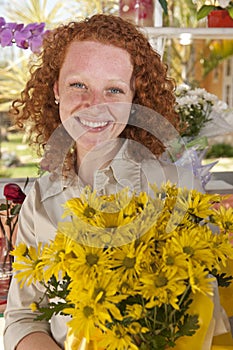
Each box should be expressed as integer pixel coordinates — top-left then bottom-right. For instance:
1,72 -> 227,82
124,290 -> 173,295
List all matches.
53,81 -> 59,101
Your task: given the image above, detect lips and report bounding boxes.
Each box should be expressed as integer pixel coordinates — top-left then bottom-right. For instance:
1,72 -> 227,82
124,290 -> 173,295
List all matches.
79,118 -> 109,128
73,116 -> 112,132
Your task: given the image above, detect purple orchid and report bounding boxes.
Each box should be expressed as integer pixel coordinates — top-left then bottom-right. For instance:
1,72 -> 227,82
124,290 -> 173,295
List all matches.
0,27 -> 13,47
0,17 -> 6,26
0,17 -> 46,53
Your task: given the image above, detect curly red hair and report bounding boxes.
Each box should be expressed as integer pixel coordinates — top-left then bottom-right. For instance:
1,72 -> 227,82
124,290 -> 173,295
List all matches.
10,14 -> 179,159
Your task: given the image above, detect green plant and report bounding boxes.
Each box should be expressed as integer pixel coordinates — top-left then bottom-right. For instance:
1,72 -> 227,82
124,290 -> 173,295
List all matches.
158,0 -> 168,14
1,132 -> 39,178
197,0 -> 233,21
206,143 -> 233,158
201,39 -> 233,77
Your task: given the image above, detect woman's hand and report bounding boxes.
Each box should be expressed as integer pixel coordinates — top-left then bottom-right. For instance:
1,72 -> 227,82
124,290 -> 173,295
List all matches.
16,332 -> 62,350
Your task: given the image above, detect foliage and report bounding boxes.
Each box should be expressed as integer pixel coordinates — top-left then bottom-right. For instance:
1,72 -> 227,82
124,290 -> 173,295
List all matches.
197,0 -> 233,20
163,0 -> 197,27
0,132 -> 39,178
67,0 -> 119,17
12,182 -> 233,349
206,143 -> 233,158
201,39 -> 233,77
3,0 -> 65,25
0,56 -> 30,112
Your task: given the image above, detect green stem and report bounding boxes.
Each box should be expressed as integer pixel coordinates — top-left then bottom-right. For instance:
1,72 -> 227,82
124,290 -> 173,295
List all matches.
168,285 -> 191,324
0,216 -> 7,238
1,199 -> 15,269
0,215 -> 10,270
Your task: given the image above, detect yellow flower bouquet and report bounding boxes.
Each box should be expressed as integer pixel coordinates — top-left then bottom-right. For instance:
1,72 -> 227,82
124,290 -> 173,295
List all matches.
12,182 -> 233,350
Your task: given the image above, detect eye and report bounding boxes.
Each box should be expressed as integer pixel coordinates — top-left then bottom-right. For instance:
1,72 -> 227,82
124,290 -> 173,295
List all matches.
108,87 -> 124,94
70,82 -> 87,89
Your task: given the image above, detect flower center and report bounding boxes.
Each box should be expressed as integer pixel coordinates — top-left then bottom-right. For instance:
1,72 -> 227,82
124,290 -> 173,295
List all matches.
83,305 -> 94,318
84,206 -> 96,218
166,256 -> 174,265
123,256 -> 136,269
86,253 -> 99,266
155,274 -> 168,288
183,246 -> 194,256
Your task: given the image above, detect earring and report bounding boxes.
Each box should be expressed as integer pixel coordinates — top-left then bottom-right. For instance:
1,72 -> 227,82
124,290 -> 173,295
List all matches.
55,99 -> 59,105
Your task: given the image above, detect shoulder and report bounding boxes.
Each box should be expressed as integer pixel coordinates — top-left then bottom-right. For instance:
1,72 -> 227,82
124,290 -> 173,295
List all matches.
141,158 -> 203,192
24,173 -> 64,203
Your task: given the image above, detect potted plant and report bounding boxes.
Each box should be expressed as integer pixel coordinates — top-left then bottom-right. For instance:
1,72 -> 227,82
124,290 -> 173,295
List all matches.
197,0 -> 233,27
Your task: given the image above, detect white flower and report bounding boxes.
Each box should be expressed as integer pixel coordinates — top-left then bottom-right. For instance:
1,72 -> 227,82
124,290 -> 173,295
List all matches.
218,0 -> 231,8
175,86 -> 226,113
175,85 -> 229,138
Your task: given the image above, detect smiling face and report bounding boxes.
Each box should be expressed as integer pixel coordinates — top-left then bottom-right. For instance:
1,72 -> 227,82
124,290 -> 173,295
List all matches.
53,40 -> 134,158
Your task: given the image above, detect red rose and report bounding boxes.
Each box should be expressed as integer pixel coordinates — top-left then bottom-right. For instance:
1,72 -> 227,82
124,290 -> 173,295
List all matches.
3,183 -> 26,204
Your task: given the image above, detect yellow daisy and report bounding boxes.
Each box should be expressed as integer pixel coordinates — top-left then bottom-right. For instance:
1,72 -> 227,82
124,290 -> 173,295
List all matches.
39,232 -> 76,282
67,243 -> 112,279
125,304 -> 144,320
211,232 -> 233,267
139,269 -> 186,310
160,243 -> 189,275
12,242 -> 44,287
170,228 -> 215,269
188,263 -> 215,295
99,324 -> 139,350
109,240 -> 147,282
177,189 -> 220,220
65,300 -> 108,342
68,272 -> 127,323
211,206 -> 233,232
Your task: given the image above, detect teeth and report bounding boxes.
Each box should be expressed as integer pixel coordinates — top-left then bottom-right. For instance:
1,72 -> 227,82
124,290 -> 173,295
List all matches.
79,118 -> 108,128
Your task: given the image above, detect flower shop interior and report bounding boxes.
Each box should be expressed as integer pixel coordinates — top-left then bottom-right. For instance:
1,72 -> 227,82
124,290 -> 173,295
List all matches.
1,1 -> 233,350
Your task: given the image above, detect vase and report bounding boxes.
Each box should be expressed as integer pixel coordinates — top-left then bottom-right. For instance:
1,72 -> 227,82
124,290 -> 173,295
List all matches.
0,214 -> 16,313
119,0 -> 154,27
0,236 -> 13,312
208,9 -> 233,28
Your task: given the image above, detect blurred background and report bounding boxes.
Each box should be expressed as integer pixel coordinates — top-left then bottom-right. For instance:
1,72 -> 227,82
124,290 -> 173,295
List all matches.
0,0 -> 233,181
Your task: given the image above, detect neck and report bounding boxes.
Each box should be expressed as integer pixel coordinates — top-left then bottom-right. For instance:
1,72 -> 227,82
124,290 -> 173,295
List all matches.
76,139 -> 123,186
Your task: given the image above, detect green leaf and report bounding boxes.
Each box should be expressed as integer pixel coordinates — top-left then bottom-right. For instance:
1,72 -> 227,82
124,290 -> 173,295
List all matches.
11,204 -> 21,216
34,274 -> 73,321
228,7 -> 233,19
0,203 -> 8,211
158,0 -> 168,15
176,314 -> 200,337
197,5 -> 215,20
35,301 -> 73,321
140,334 -> 168,350
211,268 -> 233,288
23,176 -> 29,191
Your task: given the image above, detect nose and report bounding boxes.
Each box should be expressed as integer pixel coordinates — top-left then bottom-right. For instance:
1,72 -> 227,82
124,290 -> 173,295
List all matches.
81,89 -> 105,108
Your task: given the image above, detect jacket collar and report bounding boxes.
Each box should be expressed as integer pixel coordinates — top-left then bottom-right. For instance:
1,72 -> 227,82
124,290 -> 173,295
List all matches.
39,140 -> 142,202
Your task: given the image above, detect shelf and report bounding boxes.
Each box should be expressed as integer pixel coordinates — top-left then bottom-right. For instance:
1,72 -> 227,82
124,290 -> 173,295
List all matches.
143,27 -> 233,40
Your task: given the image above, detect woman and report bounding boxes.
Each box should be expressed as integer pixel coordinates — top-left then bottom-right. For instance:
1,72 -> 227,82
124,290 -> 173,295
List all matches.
4,14 -> 203,350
